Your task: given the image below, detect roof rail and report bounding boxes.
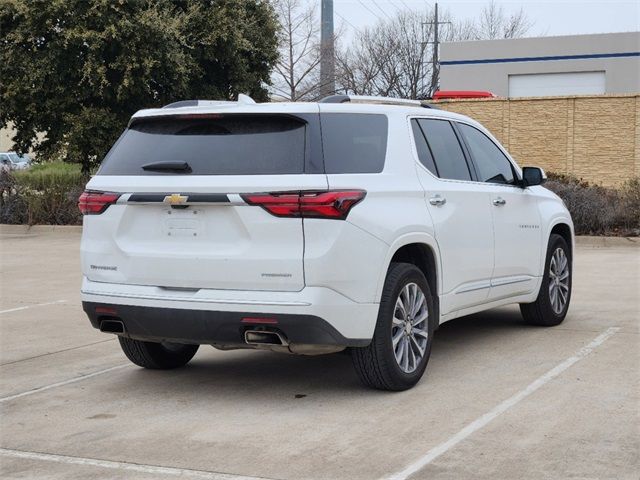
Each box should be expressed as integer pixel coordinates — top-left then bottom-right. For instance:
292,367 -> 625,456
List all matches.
319,94 -> 436,109
319,94 -> 350,104
162,100 -> 233,109
162,94 -> 256,109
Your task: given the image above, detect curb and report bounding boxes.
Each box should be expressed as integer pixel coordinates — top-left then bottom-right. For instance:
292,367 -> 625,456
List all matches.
575,235 -> 638,248
0,224 -> 83,234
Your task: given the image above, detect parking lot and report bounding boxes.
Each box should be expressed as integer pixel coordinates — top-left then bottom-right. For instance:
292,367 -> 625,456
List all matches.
0,225 -> 638,479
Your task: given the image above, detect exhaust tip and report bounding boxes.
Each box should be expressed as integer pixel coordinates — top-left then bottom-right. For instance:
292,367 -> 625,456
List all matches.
99,319 -> 125,334
244,330 -> 287,346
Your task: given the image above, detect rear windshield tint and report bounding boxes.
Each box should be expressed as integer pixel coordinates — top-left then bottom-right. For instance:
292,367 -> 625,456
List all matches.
98,115 -> 306,175
321,113 -> 388,173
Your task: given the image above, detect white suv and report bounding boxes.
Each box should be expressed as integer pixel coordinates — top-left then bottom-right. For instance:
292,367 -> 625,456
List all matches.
80,95 -> 573,390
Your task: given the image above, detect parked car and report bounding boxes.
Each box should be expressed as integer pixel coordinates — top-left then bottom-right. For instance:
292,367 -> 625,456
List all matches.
0,151 -> 31,170
79,95 -> 574,390
0,154 -> 11,173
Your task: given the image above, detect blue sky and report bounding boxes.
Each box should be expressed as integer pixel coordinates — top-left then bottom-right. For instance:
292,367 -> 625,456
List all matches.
332,0 -> 640,38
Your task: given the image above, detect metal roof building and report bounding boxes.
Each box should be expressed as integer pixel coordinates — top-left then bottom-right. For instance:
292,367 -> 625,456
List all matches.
440,31 -> 640,98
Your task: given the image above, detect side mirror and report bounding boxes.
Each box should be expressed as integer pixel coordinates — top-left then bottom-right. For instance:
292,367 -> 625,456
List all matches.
520,167 -> 546,188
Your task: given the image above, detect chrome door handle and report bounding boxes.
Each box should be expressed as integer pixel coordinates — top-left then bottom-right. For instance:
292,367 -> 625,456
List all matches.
492,197 -> 506,206
429,195 -> 446,206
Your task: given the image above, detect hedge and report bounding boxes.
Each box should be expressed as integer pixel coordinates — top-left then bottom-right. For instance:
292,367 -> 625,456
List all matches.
0,162 -> 86,225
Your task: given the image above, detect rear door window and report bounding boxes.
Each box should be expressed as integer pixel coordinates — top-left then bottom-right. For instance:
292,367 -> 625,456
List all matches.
411,119 -> 438,176
418,119 -> 472,181
98,115 -> 307,175
321,113 -> 388,173
457,123 -> 515,184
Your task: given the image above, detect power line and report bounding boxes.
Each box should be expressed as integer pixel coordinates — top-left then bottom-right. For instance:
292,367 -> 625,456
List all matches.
371,0 -> 393,20
356,0 -> 384,21
386,0 -> 404,12
335,11 -> 363,35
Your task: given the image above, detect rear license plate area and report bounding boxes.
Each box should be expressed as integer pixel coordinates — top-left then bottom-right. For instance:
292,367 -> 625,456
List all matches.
163,209 -> 203,237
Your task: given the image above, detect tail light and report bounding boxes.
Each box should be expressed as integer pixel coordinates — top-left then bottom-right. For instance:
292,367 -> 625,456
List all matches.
242,190 -> 366,220
78,190 -> 120,215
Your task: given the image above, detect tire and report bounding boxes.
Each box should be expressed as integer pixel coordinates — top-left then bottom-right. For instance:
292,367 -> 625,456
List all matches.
118,337 -> 199,369
520,234 -> 572,326
351,262 -> 436,391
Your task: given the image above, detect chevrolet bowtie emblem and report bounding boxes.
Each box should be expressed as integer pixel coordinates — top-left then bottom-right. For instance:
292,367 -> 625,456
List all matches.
164,194 -> 188,205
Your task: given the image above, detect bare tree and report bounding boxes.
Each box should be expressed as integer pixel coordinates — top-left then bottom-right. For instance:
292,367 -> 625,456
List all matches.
271,0 -> 321,101
336,10 -> 434,99
336,2 -> 533,99
473,1 -> 533,40
501,8 -> 533,39
446,18 -> 477,42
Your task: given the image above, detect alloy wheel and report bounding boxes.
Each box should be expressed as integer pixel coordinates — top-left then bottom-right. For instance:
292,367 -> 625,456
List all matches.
392,282 -> 429,374
548,247 -> 570,314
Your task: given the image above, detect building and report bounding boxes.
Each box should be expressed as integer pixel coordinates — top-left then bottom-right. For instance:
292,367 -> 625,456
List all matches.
440,31 -> 639,98
1,127 -> 15,152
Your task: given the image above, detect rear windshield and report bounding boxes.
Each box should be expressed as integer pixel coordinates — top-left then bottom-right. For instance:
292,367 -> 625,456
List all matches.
321,113 -> 388,173
98,115 -> 306,175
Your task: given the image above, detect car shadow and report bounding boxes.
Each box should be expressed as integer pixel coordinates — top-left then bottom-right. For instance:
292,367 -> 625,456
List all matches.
115,305 -> 533,399
433,305 -> 532,345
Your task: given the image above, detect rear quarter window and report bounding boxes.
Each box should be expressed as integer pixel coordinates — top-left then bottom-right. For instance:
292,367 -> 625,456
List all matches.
98,115 -> 307,175
321,113 -> 388,174
411,119 -> 438,176
418,119 -> 472,182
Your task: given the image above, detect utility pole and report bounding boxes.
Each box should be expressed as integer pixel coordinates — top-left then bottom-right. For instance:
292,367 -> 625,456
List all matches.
431,2 -> 439,93
422,2 -> 451,97
320,0 -> 335,97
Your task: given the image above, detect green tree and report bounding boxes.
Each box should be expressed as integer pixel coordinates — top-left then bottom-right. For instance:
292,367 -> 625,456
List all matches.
0,0 -> 279,173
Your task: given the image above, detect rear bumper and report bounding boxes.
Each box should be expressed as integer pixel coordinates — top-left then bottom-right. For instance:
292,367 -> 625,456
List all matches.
81,277 -> 377,346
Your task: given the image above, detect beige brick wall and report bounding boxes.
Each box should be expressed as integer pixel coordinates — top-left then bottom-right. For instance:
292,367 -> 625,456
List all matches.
438,94 -> 639,187
1,127 -> 14,152
0,123 -> 41,157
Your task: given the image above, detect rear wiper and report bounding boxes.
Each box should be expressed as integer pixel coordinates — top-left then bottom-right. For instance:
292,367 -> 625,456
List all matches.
141,161 -> 192,173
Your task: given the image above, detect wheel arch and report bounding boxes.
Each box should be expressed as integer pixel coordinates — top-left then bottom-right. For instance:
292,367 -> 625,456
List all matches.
550,222 -> 573,256
377,234 -> 442,324
541,217 -> 575,275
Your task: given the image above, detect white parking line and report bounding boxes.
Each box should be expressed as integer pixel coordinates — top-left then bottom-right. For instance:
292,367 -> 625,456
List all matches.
0,447 -> 271,480
0,300 -> 66,315
0,364 -> 129,403
386,326 -> 620,480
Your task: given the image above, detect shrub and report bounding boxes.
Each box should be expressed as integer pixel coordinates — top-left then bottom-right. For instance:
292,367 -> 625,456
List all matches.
545,173 -> 640,236
619,178 -> 640,230
1,162 -> 638,236
0,162 -> 87,225
0,170 -> 27,224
